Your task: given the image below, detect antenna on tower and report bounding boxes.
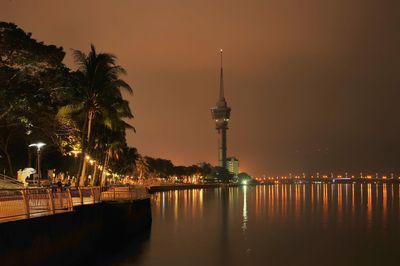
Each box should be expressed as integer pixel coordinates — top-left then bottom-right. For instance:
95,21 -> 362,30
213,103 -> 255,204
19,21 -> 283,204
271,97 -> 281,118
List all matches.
219,49 -> 224,100
220,49 -> 223,67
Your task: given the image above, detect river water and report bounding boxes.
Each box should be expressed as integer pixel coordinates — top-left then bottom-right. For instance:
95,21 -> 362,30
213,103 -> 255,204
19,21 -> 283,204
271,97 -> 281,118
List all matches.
109,184 -> 400,266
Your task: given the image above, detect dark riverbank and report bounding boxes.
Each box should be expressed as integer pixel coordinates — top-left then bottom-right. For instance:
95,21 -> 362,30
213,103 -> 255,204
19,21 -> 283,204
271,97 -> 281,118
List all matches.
0,199 -> 152,265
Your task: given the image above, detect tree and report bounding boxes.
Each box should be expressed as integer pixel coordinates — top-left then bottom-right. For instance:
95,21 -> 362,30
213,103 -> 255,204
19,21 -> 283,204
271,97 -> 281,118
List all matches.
59,44 -> 133,186
238,172 -> 252,183
95,126 -> 128,186
135,155 -> 150,179
145,157 -> 174,179
205,166 -> 233,183
198,162 -> 213,176
1,23 -> 137,181
0,22 -> 76,176
110,146 -> 138,177
99,140 -> 123,186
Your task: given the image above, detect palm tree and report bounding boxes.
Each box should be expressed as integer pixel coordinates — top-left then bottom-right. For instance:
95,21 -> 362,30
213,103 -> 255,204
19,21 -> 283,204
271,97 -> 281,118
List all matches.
135,155 -> 150,180
100,140 -> 124,186
92,124 -> 128,186
113,147 -> 139,176
58,44 -> 133,186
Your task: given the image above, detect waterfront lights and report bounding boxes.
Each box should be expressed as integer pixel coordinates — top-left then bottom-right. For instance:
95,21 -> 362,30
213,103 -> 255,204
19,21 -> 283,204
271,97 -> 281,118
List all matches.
29,142 -> 46,186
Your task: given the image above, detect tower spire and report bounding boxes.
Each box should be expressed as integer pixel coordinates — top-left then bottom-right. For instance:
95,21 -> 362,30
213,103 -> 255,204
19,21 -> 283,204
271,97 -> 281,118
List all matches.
219,49 -> 224,100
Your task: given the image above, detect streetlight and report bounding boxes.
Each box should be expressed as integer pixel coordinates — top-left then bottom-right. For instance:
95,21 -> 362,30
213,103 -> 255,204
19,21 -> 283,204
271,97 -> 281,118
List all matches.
70,150 -> 81,158
29,142 -> 46,187
69,150 -> 81,179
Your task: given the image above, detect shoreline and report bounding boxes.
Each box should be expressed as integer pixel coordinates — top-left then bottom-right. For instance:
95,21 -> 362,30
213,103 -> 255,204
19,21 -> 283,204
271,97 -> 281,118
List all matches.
148,179 -> 400,193
148,183 -> 222,193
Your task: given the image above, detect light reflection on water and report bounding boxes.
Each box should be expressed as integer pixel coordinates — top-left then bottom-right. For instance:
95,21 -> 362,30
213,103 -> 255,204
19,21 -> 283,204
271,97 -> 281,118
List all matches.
242,186 -> 248,233
114,184 -> 400,266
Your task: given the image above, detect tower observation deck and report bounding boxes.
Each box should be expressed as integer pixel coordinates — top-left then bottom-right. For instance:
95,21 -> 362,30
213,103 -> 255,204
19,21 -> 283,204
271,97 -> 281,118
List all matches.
211,50 -> 231,169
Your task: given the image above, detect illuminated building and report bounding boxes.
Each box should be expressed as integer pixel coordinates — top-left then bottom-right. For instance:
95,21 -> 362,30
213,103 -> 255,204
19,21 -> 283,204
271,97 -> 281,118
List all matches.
211,49 -> 231,169
227,157 -> 239,177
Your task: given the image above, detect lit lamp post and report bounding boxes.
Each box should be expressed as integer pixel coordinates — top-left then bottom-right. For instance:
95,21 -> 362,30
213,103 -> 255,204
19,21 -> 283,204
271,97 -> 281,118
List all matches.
89,159 -> 97,185
29,142 -> 46,187
69,150 -> 81,179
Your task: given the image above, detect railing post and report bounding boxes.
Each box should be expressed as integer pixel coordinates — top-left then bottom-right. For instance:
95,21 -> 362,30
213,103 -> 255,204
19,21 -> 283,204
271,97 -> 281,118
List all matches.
113,187 -> 116,200
79,187 -> 83,205
91,187 -> 95,203
21,189 -> 30,219
48,189 -> 55,214
66,188 -> 73,210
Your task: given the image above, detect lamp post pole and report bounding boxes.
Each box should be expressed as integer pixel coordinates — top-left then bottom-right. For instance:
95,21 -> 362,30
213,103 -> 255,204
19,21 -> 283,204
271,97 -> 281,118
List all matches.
70,150 -> 81,181
37,148 -> 42,186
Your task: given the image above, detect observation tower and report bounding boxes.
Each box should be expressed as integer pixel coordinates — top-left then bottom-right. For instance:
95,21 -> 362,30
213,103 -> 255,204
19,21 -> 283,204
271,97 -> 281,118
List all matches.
211,50 -> 231,169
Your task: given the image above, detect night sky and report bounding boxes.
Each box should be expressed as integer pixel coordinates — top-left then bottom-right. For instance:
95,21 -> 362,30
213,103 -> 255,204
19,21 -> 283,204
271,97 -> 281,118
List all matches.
2,0 -> 399,176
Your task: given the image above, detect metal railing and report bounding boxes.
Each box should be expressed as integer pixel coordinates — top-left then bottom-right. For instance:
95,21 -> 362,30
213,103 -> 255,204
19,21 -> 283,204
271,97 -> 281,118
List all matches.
0,188 -> 73,222
0,174 -> 24,188
101,186 -> 149,201
70,187 -> 102,206
0,186 -> 149,223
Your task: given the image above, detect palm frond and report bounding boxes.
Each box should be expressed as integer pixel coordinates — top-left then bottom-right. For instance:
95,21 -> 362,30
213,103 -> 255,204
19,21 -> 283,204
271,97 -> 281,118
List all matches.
121,120 -> 136,132
115,79 -> 133,94
57,103 -> 84,118
72,49 -> 87,73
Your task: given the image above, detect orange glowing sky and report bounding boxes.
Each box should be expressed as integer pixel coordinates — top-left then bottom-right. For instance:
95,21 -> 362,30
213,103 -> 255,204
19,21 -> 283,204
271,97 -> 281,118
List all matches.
2,0 -> 399,175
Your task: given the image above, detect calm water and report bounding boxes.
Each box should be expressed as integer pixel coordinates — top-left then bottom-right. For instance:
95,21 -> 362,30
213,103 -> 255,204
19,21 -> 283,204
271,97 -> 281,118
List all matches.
109,184 -> 400,266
